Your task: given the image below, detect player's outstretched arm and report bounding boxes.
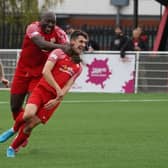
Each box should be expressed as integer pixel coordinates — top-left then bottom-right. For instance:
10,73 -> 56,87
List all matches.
31,35 -> 68,51
0,63 -> 9,87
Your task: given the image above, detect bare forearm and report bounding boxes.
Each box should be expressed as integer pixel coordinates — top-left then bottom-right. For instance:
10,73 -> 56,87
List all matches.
43,70 -> 61,92
0,63 -> 4,80
32,35 -> 67,51
62,78 -> 75,95
36,40 -> 66,51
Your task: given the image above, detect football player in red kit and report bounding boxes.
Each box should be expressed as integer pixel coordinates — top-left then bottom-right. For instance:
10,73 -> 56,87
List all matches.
0,30 -> 88,158
10,11 -> 68,121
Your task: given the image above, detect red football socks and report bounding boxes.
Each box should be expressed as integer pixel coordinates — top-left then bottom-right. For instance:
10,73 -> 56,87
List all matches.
11,125 -> 30,150
12,108 -> 24,121
13,111 -> 25,132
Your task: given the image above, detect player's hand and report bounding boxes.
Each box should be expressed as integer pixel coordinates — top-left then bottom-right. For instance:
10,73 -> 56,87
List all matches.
1,78 -> 10,88
56,88 -> 64,98
44,97 -> 62,110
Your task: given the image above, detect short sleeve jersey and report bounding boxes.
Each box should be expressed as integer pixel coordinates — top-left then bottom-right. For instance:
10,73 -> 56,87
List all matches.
17,21 -> 68,77
38,49 -> 82,95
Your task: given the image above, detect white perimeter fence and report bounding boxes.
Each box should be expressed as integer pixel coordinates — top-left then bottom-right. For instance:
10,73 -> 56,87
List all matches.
0,50 -> 168,93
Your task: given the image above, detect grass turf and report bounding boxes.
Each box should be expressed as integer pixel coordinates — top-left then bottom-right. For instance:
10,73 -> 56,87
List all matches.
0,90 -> 168,168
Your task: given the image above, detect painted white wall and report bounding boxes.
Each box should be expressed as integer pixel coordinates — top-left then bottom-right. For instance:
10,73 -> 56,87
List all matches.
42,0 -> 162,16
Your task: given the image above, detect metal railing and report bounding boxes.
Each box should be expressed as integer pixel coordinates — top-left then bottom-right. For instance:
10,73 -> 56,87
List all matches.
134,51 -> 168,93
0,24 -> 158,50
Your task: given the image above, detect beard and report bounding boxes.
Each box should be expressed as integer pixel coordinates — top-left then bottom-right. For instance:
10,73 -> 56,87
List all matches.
62,46 -> 82,64
71,54 -> 82,63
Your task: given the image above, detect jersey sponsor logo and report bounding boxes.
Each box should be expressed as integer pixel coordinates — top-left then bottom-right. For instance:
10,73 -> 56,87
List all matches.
59,65 -> 75,76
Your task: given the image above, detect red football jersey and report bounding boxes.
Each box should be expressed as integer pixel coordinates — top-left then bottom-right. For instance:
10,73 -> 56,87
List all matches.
17,21 -> 68,77
38,49 -> 82,95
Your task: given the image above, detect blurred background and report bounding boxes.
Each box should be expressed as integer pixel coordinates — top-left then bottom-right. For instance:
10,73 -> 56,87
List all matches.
0,0 -> 168,93
0,0 -> 166,50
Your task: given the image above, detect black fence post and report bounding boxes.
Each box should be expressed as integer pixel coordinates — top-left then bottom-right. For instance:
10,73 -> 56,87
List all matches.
133,0 -> 138,28
2,0 -> 6,48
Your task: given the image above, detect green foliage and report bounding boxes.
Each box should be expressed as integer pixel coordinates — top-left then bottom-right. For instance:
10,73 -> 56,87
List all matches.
0,0 -> 64,25
0,0 -> 39,25
41,0 -> 64,10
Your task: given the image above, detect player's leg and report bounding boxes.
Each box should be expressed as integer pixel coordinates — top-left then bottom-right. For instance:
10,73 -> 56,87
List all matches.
6,103 -> 41,157
12,76 -> 41,116
23,103 -> 39,120
10,69 -> 30,120
0,112 -> 24,143
6,102 -> 61,157
0,104 -> 37,143
12,98 -> 61,155
10,94 -> 26,120
7,116 -> 41,157
13,108 -> 41,153
6,87 -> 59,157
12,103 -> 38,133
12,76 -> 41,150
12,89 -> 42,152
14,116 -> 40,152
13,111 -> 25,132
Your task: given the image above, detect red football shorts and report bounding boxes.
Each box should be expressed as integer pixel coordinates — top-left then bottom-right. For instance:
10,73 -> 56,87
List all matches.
11,68 -> 41,94
27,85 -> 61,124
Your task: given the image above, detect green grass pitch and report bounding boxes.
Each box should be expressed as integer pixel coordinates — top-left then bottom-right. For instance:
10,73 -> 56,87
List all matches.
0,90 -> 168,168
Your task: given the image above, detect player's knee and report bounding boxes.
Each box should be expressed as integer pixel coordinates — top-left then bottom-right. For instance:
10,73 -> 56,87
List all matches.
23,112 -> 34,121
24,104 -> 37,120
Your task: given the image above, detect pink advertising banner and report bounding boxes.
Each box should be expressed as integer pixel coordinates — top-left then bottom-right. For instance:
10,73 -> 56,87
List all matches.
71,53 -> 135,93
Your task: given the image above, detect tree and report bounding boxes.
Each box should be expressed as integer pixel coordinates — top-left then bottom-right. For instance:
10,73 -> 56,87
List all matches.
0,0 -> 64,25
41,0 -> 64,11
0,0 -> 64,48
0,0 -> 39,25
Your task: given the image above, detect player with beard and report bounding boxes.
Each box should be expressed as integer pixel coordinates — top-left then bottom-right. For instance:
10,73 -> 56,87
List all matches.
0,30 -> 88,157
8,11 -> 68,151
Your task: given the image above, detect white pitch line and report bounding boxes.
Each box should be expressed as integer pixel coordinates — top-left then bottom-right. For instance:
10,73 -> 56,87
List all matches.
0,99 -> 168,104
0,101 -> 9,104
62,99 -> 168,103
